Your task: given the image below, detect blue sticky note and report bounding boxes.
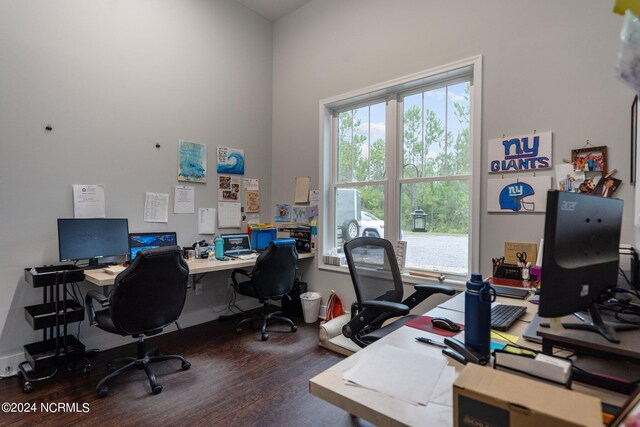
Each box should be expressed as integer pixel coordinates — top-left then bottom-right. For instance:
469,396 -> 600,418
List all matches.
491,341 -> 506,351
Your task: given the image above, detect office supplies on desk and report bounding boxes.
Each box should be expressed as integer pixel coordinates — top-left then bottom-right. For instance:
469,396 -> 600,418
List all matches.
415,336 -> 447,348
493,345 -> 572,386
248,225 -> 277,251
493,263 -> 522,280
431,317 -> 461,332
103,265 -> 126,275
404,315 -> 464,337
491,285 -> 531,299
444,337 -> 490,365
342,344 -> 448,406
504,241 -> 537,265
491,304 -> 527,331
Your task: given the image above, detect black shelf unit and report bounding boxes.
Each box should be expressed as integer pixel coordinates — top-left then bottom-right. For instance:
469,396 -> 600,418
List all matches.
19,266 -> 90,393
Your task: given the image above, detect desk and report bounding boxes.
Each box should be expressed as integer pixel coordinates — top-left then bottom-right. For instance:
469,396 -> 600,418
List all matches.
84,253 -> 315,286
309,293 -> 629,427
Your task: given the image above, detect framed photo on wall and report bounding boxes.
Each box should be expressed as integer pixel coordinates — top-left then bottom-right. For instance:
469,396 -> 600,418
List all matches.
571,146 -> 608,174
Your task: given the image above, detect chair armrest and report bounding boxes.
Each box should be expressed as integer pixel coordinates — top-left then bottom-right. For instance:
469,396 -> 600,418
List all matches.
85,290 -> 109,326
362,300 -> 410,316
342,301 -> 409,340
402,284 -> 456,310
86,290 -> 109,306
414,284 -> 456,295
231,268 -> 252,287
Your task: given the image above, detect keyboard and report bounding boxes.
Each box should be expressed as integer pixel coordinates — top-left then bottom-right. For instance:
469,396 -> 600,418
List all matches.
491,304 -> 527,331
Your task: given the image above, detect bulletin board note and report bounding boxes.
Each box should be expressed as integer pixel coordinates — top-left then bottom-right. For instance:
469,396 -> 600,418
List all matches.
218,202 -> 241,228
198,208 -> 216,234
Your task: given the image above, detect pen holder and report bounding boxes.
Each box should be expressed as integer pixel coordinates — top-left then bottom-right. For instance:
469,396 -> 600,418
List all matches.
493,264 -> 522,280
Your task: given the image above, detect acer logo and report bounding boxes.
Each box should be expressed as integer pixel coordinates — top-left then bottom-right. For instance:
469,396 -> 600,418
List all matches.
560,201 -> 577,211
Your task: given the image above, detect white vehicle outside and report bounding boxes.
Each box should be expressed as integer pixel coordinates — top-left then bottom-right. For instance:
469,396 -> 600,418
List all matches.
360,211 -> 384,238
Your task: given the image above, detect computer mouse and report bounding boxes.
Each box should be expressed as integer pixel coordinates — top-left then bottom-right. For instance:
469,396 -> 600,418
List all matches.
431,317 -> 461,332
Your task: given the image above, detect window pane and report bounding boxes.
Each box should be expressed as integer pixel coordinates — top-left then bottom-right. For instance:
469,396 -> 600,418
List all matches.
400,181 -> 469,275
402,82 -> 470,178
337,102 -> 386,183
334,186 -> 384,248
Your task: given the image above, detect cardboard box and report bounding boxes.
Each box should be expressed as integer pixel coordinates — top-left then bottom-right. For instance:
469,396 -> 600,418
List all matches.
453,364 -> 601,427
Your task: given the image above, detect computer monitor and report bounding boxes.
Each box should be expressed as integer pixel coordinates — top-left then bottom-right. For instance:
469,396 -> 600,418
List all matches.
58,218 -> 129,267
128,232 -> 178,261
221,233 -> 252,253
538,190 -> 637,342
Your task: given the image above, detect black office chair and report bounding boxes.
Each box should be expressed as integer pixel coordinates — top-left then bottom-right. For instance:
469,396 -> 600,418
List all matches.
342,237 -> 456,348
85,246 -> 191,397
231,239 -> 298,341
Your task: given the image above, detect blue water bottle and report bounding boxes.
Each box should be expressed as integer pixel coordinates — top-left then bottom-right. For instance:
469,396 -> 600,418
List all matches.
464,273 -> 495,358
215,236 -> 224,260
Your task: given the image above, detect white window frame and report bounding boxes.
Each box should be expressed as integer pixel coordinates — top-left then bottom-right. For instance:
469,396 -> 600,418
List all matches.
318,56 -> 482,285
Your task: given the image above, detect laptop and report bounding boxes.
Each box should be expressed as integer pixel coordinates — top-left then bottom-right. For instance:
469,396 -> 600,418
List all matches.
222,233 -> 254,258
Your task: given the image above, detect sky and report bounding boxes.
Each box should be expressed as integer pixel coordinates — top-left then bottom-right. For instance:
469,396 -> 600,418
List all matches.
347,82 -> 469,163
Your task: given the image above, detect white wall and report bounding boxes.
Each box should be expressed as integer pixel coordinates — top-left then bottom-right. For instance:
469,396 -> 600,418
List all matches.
0,0 -> 272,365
272,1 -> 634,306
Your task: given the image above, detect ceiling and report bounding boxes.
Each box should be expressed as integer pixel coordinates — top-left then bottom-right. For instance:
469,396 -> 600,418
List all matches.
233,0 -> 312,22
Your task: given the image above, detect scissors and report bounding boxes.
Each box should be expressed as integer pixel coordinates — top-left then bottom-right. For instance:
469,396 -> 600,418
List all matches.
516,252 -> 527,264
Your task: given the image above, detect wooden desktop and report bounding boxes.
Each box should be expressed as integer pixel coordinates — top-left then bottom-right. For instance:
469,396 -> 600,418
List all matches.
309,292 -> 632,426
83,252 -> 315,287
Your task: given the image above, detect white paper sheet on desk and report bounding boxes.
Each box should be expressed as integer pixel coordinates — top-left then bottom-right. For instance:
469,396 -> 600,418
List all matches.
342,344 -> 447,406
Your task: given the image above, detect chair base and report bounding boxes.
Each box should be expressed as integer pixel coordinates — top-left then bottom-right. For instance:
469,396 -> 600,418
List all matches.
96,336 -> 190,397
236,304 -> 297,341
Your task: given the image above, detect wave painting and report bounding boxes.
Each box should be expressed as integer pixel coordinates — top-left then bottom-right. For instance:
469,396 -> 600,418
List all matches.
178,140 -> 207,183
217,147 -> 245,175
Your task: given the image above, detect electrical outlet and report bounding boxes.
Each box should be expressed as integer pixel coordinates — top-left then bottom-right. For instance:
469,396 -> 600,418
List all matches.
4,366 -> 11,375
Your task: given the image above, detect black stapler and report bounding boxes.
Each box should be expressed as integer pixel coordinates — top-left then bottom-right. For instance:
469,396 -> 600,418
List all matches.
443,337 -> 490,366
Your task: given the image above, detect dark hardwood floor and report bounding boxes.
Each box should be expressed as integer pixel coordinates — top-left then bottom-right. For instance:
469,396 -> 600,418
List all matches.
0,312 -> 373,427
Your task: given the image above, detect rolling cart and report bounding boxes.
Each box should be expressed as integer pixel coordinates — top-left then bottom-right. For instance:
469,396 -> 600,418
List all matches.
19,265 -> 91,393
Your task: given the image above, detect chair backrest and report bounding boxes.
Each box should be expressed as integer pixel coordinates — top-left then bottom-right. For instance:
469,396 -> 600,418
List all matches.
109,245 -> 189,335
250,239 -> 298,299
344,237 -> 403,307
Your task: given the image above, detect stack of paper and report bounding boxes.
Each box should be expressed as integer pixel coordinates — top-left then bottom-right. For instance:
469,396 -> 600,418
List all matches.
343,344 -> 448,406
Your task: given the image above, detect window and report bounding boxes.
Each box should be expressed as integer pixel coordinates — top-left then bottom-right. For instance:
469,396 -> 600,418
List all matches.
320,57 -> 481,280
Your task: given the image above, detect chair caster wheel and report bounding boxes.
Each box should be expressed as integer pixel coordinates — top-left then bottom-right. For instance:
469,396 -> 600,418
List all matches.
261,333 -> 269,341
152,384 -> 163,395
24,382 -> 33,394
98,386 -> 109,398
16,370 -> 24,379
291,326 -> 298,332
236,328 -> 242,334
182,361 -> 191,371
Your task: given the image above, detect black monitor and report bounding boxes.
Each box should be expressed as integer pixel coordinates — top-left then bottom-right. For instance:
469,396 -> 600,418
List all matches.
128,232 -> 177,261
538,190 -> 637,342
57,218 -> 129,267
